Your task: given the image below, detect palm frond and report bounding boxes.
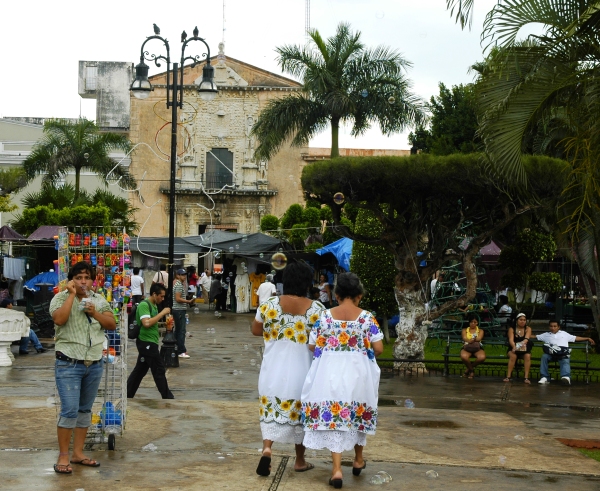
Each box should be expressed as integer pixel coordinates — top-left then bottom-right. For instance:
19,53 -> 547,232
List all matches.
252,95 -> 328,161
446,0 -> 476,29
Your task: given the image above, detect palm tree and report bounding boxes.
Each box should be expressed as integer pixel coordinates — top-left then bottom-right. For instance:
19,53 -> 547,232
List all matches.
473,0 -> 600,334
23,118 -> 135,200
252,23 -> 426,160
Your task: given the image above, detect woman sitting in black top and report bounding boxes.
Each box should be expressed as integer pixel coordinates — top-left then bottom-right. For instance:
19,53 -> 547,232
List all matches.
504,313 -> 533,384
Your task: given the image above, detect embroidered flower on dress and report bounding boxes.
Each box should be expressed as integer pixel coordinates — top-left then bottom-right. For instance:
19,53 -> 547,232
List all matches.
301,400 -> 377,433
266,308 -> 277,320
294,320 -> 305,331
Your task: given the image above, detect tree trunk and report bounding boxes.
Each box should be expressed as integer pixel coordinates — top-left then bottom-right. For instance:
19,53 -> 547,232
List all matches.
330,117 -> 340,158
392,287 -> 427,371
74,168 -> 81,201
381,315 -> 390,343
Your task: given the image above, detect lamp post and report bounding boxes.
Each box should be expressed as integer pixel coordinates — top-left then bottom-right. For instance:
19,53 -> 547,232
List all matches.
130,25 -> 217,305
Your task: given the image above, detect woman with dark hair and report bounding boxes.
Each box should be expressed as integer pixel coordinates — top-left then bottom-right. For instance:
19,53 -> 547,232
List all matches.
317,274 -> 332,308
460,314 -> 486,378
251,262 -> 325,477
504,313 -> 533,383
301,272 -> 384,489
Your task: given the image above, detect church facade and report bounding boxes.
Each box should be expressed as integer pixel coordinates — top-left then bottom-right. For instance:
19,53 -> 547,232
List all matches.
128,46 -> 307,246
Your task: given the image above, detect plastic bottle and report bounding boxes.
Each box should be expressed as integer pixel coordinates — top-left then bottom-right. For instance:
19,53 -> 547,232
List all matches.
404,399 -> 415,409
185,314 -> 189,325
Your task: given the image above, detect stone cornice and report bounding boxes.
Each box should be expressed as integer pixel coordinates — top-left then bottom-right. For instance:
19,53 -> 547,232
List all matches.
159,187 -> 278,197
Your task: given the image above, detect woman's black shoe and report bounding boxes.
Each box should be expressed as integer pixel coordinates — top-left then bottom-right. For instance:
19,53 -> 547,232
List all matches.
329,478 -> 343,489
36,348 -> 48,353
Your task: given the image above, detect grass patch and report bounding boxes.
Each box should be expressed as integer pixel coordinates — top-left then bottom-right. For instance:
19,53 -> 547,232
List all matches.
579,449 -> 600,462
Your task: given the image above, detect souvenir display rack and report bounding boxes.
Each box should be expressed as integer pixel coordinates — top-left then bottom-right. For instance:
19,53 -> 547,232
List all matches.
55,226 -> 131,449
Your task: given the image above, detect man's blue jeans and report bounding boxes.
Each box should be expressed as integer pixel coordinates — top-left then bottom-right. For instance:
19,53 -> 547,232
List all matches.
55,359 -> 103,428
20,330 -> 43,351
540,353 -> 571,378
173,309 -> 187,354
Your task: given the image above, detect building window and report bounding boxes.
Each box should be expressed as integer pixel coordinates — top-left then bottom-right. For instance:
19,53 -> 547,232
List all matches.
206,148 -> 233,189
85,66 -> 98,91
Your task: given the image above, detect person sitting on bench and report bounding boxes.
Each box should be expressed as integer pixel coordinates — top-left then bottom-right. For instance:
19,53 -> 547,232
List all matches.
530,319 -> 595,386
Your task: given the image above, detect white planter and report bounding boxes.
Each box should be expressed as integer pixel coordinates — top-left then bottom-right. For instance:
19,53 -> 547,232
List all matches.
0,310 -> 30,367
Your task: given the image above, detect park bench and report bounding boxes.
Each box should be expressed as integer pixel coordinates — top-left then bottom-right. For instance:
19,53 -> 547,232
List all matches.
441,334 -> 592,383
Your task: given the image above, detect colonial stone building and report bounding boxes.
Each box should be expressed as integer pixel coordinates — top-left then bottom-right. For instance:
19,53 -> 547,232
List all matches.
127,45 -> 307,245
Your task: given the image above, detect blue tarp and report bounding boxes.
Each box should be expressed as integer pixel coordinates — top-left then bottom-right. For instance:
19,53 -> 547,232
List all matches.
316,238 -> 353,271
24,271 -> 58,292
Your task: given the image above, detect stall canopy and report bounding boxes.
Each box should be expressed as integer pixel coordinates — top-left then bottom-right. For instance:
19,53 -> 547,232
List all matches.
27,225 -> 63,241
0,225 -> 25,241
316,237 -> 353,271
24,270 -> 58,292
129,231 -> 290,260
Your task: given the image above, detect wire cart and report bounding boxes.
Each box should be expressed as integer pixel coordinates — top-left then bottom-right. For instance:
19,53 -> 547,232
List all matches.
53,226 -> 132,450
86,315 -> 127,450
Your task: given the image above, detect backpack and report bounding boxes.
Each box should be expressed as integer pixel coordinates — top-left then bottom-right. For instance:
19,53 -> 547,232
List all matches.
542,344 -> 571,360
128,299 -> 150,340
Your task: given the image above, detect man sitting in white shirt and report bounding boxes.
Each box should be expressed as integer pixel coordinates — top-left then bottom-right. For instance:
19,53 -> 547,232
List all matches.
530,320 -> 595,386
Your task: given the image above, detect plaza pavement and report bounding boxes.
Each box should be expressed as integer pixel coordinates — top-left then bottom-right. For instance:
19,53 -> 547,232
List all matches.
1,306 -> 600,490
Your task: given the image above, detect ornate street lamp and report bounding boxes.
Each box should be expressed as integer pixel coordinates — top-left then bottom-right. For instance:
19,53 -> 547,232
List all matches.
130,25 -> 217,305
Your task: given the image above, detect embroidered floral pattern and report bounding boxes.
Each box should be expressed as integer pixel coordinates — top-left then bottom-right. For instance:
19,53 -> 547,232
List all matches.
258,297 -> 324,344
311,310 -> 382,360
260,395 -> 303,425
302,400 -> 378,433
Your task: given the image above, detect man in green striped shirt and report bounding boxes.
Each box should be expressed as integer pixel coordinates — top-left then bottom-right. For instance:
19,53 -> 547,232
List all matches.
50,261 -> 116,474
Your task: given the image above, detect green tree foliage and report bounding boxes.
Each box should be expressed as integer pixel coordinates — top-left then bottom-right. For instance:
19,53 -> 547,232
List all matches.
14,204 -> 111,236
14,183 -> 138,233
351,208 -> 397,342
23,118 -> 135,200
499,229 -> 558,306
252,23 -> 426,159
0,168 -> 27,195
302,153 -> 568,319
260,214 -> 280,235
408,83 -> 478,155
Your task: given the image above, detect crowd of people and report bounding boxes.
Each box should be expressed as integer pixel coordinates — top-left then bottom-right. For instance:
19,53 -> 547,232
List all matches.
41,259 -> 596,485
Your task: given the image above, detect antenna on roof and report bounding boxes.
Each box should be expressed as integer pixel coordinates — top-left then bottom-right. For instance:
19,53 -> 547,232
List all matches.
305,0 -> 310,43
222,0 -> 226,43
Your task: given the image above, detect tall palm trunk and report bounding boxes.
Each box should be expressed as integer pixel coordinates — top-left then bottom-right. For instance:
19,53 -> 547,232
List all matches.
330,117 -> 340,158
74,168 -> 81,201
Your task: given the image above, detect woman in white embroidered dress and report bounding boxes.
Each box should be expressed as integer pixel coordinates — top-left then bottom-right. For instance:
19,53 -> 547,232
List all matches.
251,262 -> 324,476
301,272 -> 384,489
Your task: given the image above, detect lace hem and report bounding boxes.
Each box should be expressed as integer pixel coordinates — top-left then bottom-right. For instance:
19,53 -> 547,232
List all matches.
260,421 -> 305,444
303,429 -> 367,453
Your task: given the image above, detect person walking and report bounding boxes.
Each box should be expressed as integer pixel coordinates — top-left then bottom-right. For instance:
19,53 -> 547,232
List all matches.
317,274 -> 332,308
256,274 -> 277,306
301,272 -> 384,488
50,261 -> 116,474
127,283 -> 174,399
130,267 -> 144,305
199,269 -> 211,306
151,264 -> 169,311
173,269 -> 194,359
251,262 -> 325,477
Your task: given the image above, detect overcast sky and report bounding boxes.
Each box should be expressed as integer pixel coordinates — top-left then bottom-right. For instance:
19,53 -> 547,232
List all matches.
1,0 -> 500,150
